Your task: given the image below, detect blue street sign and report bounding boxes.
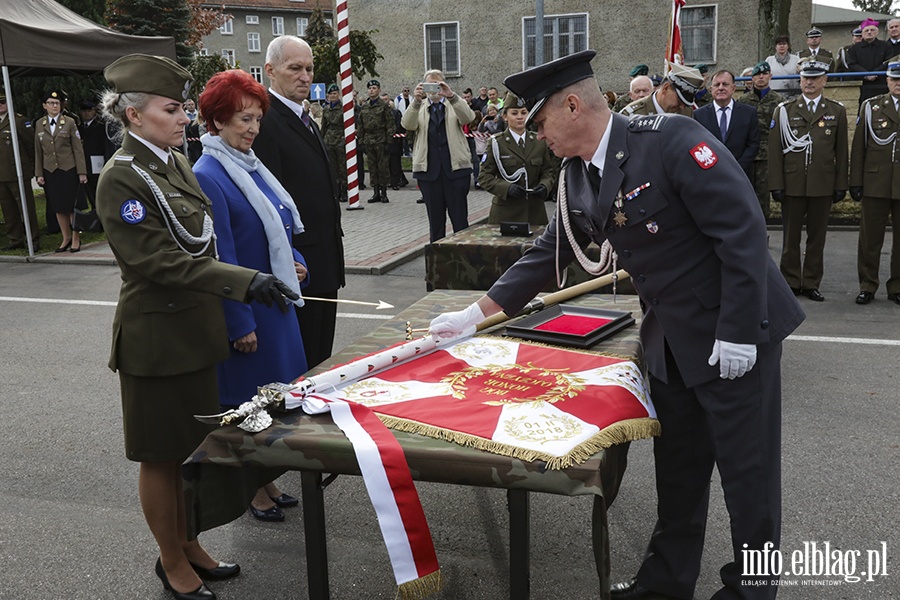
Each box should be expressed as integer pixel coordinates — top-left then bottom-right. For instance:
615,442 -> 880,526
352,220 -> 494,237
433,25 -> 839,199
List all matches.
310,83 -> 326,101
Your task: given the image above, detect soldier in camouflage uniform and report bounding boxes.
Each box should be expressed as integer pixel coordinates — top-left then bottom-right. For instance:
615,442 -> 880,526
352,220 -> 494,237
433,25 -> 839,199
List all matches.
320,84 -> 347,202
737,61 -> 785,219
692,63 -> 713,107
620,63 -> 702,117
358,79 -> 395,203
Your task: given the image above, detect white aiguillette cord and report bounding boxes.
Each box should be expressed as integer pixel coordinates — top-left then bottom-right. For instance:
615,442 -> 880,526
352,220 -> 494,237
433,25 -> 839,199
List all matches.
555,161 -> 617,294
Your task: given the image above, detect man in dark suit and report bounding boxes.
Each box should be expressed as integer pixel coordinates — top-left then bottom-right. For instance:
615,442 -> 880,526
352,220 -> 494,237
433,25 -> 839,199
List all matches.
78,100 -> 111,211
694,69 -> 759,180
254,36 -> 346,370
430,50 -> 805,600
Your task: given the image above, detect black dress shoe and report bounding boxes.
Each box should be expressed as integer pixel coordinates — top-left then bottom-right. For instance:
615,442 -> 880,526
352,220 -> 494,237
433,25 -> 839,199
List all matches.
610,578 -> 679,600
855,291 -> 874,305
269,493 -> 299,508
155,558 -> 216,600
416,197 -> 425,204
249,504 -> 284,522
800,289 -> 825,302
190,560 -> 241,581
888,293 -> 900,305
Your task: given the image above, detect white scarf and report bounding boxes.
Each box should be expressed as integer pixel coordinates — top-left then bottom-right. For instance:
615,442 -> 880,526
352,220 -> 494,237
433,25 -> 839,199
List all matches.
200,133 -> 305,306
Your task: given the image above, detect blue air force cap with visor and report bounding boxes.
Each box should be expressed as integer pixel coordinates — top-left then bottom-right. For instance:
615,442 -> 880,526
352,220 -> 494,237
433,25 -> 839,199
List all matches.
503,49 -> 597,125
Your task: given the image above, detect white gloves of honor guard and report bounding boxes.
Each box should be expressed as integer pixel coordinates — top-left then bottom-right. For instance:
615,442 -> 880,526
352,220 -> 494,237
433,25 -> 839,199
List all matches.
708,340 -> 757,379
429,302 -> 486,340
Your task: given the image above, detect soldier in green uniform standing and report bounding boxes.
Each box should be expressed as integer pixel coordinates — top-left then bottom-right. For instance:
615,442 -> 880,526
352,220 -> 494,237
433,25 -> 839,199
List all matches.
738,61 -> 785,219
358,79 -> 394,203
621,63 -> 703,117
849,61 -> 900,305
769,59 -> 848,302
798,28 -> 836,72
478,92 -> 557,225
0,91 -> 39,251
320,83 -> 347,202
612,64 -> 650,112
96,54 -> 298,600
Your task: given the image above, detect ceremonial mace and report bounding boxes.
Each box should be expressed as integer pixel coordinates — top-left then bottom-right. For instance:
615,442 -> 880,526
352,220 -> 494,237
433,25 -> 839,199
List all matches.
197,269 -> 630,432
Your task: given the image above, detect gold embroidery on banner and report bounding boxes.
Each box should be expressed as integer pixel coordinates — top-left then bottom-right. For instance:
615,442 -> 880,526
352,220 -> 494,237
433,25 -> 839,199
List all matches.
442,363 -> 587,406
502,412 -> 584,443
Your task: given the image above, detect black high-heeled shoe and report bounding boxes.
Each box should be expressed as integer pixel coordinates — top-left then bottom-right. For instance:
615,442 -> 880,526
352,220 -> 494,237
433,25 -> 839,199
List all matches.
190,559 -> 241,580
155,557 -> 216,600
54,240 -> 72,253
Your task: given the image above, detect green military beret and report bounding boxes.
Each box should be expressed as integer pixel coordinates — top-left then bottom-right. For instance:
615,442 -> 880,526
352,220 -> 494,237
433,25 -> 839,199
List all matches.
104,54 -> 193,102
751,61 -> 771,76
629,64 -> 649,78
366,79 -> 380,88
327,83 -> 340,93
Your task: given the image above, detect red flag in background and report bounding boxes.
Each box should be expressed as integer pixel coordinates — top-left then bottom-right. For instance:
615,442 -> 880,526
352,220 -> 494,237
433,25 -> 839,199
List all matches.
666,0 -> 686,70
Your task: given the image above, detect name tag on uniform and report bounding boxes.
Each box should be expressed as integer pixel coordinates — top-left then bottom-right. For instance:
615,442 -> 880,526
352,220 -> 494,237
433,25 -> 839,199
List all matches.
165,192 -> 184,198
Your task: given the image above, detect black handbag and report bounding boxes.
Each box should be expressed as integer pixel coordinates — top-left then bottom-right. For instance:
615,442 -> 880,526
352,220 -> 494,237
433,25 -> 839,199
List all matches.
71,185 -> 103,233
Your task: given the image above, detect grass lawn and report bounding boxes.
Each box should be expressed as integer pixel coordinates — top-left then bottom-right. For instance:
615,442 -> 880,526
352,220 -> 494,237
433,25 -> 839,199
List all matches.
0,188 -> 106,256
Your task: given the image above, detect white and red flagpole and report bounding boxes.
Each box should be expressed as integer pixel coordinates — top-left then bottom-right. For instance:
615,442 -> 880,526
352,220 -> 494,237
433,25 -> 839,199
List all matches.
336,0 -> 363,210
665,0 -> 686,72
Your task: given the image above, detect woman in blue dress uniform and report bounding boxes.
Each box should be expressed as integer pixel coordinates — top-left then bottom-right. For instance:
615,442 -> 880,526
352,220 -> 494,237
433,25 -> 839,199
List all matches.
193,70 -> 310,522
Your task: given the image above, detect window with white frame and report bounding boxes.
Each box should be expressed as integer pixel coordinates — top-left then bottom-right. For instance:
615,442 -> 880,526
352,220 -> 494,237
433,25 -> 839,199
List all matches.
246,15 -> 259,25
522,13 -> 587,68
222,49 -> 236,67
220,18 -> 233,35
297,17 -> 308,37
248,32 -> 260,52
197,48 -> 208,56
681,5 -> 717,63
325,18 -> 333,28
272,16 -> 284,36
250,67 -> 263,83
424,22 -> 460,77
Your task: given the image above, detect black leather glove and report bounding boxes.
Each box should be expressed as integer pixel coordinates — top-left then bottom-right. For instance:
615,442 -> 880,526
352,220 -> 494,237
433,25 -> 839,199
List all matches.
770,189 -> 784,203
529,184 -> 549,201
833,190 -> 846,204
246,273 -> 298,313
508,184 -> 527,200
849,187 -> 863,202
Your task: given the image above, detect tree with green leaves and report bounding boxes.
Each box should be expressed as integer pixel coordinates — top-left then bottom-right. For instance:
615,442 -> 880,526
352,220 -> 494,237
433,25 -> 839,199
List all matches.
105,0 -> 193,66
303,9 -> 382,85
851,0 -> 897,14
188,55 -> 232,97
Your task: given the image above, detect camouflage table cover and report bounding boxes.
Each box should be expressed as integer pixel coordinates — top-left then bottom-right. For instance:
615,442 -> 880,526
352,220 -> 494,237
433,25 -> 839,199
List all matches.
424,224 -> 636,294
184,292 -> 644,599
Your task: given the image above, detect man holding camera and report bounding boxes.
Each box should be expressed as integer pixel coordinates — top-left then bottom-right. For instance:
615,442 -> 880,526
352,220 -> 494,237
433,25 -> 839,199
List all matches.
401,71 -> 476,242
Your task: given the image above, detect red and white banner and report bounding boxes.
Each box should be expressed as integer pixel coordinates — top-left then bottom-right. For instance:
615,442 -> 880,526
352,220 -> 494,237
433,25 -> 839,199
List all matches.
666,0 -> 686,70
307,337 -> 657,470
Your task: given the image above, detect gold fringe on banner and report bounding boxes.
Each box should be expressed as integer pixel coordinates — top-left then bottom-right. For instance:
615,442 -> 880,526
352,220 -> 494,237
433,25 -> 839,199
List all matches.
377,415 -> 660,470
396,569 -> 444,600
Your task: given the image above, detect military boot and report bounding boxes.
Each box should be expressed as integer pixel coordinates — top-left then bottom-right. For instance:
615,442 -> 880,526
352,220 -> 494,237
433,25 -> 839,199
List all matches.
381,186 -> 390,203
367,187 -> 382,203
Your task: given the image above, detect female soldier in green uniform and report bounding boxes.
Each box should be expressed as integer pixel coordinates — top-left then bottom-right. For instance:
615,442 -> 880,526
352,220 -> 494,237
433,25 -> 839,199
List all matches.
97,54 -> 297,600
478,92 -> 557,225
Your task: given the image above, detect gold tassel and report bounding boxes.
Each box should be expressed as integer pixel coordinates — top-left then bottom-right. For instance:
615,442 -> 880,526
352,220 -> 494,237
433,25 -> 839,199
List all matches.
378,415 -> 660,470
396,569 -> 444,600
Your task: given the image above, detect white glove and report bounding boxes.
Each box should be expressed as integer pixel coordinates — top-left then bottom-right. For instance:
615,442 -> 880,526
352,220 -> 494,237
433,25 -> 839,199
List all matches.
430,302 -> 486,340
708,340 -> 757,380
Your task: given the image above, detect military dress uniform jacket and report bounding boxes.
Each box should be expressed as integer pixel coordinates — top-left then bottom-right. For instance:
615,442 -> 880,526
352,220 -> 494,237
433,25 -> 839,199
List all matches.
96,133 -> 256,377
0,113 -> 34,181
358,98 -> 395,145
850,94 -> 900,197
768,96 -> 849,197
479,129 -> 556,225
620,92 -> 693,118
487,113 -> 805,388
34,115 -> 86,175
797,48 -> 836,71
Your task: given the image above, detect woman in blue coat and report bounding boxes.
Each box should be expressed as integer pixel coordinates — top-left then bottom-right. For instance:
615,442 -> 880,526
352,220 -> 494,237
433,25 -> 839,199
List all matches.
194,70 -> 309,522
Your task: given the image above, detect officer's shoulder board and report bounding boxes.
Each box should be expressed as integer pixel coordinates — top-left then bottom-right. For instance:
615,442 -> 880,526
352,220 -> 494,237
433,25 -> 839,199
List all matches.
627,113 -> 668,133
114,154 -> 135,166
823,97 -> 844,108
620,102 -> 638,116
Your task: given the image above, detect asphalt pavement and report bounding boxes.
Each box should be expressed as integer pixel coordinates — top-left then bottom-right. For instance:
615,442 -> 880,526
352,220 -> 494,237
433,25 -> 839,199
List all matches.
0,187 -> 898,600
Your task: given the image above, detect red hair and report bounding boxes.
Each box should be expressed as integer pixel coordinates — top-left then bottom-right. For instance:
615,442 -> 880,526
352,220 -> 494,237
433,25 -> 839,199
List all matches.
199,69 -> 270,135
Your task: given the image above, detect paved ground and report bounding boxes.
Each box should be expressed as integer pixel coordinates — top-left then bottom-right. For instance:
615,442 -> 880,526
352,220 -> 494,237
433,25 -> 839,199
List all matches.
1,188 -> 898,599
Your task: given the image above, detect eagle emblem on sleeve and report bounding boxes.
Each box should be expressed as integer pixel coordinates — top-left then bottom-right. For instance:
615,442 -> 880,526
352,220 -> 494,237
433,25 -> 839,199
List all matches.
690,142 -> 718,169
